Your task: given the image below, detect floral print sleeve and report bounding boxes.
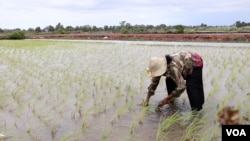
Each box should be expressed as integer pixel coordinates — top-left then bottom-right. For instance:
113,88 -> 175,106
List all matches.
147,76 -> 161,95
169,65 -> 186,97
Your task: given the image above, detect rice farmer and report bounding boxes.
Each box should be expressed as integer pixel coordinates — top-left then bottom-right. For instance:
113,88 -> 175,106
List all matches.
144,51 -> 204,111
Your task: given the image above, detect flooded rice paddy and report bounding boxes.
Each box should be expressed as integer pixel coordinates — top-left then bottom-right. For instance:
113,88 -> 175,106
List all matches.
0,39 -> 250,141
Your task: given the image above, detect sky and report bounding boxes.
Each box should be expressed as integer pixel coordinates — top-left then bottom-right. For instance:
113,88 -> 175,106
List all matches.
0,0 -> 249,29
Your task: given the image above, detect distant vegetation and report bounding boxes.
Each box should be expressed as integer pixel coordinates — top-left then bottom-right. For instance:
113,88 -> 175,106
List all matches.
7,30 -> 25,39
0,21 -> 250,39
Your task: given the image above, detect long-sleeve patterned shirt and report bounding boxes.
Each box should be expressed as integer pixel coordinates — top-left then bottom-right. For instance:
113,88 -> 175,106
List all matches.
147,51 -> 203,98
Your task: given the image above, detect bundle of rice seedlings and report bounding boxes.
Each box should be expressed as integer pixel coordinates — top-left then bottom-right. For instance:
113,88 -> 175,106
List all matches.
216,106 -> 240,125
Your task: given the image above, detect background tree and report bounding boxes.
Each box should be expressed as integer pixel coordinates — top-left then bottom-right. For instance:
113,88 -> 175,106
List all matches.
55,23 -> 64,31
104,25 -> 109,31
120,27 -> 128,34
47,25 -> 55,32
235,21 -> 250,28
120,21 -> 126,27
200,23 -> 207,27
27,28 -> 35,33
8,29 -> 25,39
54,23 -> 67,34
81,25 -> 91,32
92,26 -> 98,32
174,25 -> 185,33
65,26 -> 74,33
35,27 -> 41,33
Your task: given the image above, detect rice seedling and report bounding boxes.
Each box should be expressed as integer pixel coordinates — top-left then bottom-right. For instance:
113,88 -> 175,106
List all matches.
58,132 -> 74,141
101,125 -> 112,141
129,117 -> 139,135
155,112 -> 179,141
137,107 -> 149,125
207,76 -> 219,96
198,124 -> 220,141
81,107 -> 93,130
180,112 -> 206,141
110,103 -> 129,124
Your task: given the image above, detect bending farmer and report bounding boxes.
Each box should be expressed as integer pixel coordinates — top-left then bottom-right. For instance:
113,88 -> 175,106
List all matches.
144,51 -> 204,111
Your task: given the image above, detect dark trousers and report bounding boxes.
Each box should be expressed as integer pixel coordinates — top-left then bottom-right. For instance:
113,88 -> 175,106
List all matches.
165,67 -> 204,111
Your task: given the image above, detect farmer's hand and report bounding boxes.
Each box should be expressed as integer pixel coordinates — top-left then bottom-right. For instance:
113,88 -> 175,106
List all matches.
158,95 -> 172,107
157,101 -> 166,108
140,90 -> 154,107
155,106 -> 161,112
139,99 -> 149,107
155,101 -> 164,113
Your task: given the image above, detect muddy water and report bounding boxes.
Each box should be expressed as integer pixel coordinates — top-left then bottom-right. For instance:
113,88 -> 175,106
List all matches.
0,40 -> 250,141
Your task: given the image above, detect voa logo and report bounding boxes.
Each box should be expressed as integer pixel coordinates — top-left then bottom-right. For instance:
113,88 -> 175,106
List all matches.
226,129 -> 246,136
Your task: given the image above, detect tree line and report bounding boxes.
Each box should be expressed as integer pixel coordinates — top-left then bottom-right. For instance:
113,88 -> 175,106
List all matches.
235,21 -> 250,28
0,21 -> 249,39
0,22 -> 187,34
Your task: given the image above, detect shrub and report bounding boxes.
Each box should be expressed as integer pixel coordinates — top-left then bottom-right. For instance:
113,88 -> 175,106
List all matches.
174,25 -> 185,33
8,30 -> 25,39
54,29 -> 69,34
120,27 -> 129,34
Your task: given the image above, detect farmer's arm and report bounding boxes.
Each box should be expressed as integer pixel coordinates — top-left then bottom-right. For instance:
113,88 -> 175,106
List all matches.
147,76 -> 161,96
158,67 -> 186,106
171,67 -> 186,97
144,76 -> 161,106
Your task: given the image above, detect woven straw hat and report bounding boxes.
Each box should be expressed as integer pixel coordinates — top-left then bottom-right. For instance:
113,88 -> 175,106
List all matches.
146,56 -> 167,77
